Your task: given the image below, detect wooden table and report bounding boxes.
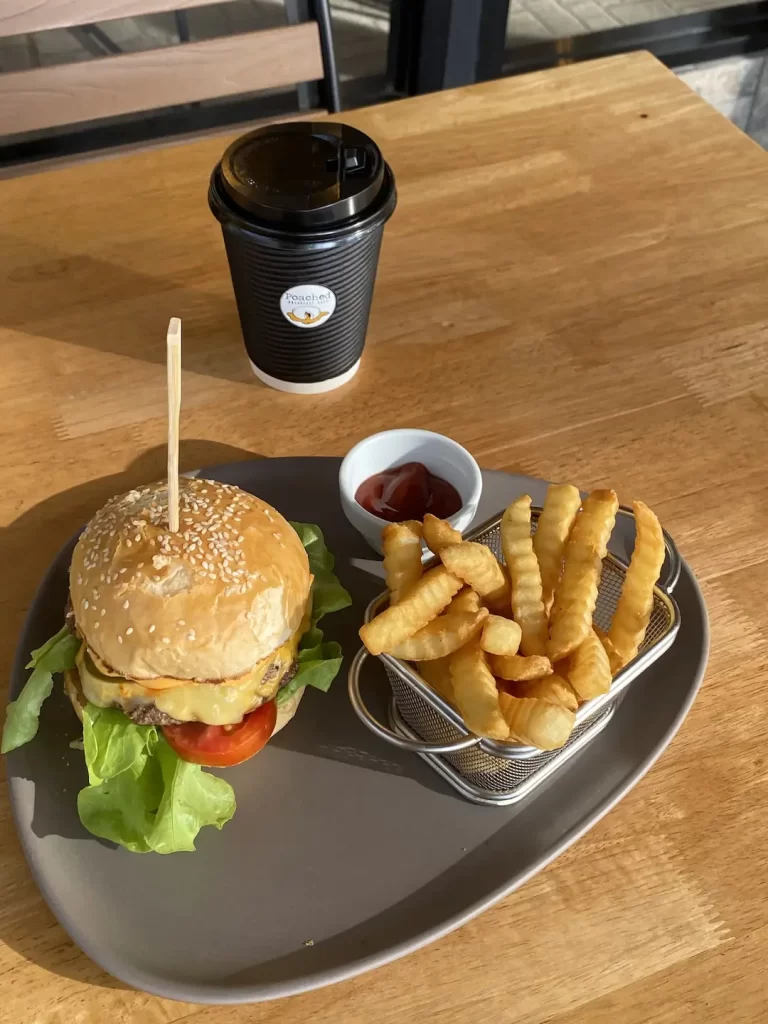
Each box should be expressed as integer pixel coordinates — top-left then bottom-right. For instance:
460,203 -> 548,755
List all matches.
2,50 -> 768,1024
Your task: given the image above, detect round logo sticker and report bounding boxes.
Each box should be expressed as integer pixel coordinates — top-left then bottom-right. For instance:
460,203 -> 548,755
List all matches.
279,284 -> 336,329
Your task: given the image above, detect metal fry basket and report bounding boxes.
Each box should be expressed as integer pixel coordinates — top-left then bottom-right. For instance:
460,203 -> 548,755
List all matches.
348,506 -> 682,806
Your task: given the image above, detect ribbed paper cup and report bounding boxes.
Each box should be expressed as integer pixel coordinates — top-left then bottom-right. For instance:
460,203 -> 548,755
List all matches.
209,122 -> 397,394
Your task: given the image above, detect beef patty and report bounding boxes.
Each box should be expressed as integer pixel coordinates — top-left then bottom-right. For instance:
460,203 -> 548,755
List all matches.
122,659 -> 299,726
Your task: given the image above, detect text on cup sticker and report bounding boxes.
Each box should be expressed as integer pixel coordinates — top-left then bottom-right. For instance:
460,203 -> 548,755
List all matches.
280,284 -> 337,329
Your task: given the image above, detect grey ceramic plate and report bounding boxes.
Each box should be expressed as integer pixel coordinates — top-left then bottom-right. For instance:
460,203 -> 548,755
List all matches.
6,459 -> 708,1003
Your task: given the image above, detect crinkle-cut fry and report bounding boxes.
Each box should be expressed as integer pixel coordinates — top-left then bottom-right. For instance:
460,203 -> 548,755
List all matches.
593,625 -> 623,676
480,615 -> 522,656
449,640 -> 509,740
548,489 -> 619,663
388,607 -> 488,660
501,495 -> 549,656
512,673 -> 579,712
382,520 -> 423,605
422,514 -> 462,554
566,628 -> 612,701
490,653 -> 552,681
450,588 -> 483,614
607,501 -> 665,669
498,692 -> 576,750
533,484 -> 582,613
415,657 -> 455,704
359,566 -> 462,656
439,542 -> 508,609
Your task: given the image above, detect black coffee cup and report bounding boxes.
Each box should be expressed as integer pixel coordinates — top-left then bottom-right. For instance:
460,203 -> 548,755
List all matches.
209,121 -> 397,394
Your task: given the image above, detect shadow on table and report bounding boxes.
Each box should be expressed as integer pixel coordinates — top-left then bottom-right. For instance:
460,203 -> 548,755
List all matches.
0,234 -> 249,384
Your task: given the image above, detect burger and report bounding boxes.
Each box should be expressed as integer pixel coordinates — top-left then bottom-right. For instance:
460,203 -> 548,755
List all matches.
2,477 -> 350,853
66,478 -> 313,749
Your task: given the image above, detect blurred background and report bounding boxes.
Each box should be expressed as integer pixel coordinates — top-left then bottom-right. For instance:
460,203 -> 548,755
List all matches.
1,0 -> 766,169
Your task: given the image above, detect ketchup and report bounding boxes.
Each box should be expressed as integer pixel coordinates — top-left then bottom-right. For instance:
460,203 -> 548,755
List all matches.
355,462 -> 462,522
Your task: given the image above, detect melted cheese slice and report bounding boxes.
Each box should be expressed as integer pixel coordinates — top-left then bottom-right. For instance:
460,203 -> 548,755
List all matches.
76,633 -> 301,725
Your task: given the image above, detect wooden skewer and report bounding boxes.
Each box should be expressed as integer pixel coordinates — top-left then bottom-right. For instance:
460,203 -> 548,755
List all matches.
166,317 -> 182,533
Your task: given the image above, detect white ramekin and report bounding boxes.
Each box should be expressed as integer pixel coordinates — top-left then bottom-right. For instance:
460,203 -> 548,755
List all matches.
339,429 -> 483,554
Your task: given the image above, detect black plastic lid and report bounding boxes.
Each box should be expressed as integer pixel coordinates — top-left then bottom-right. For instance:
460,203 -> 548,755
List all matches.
218,121 -> 386,230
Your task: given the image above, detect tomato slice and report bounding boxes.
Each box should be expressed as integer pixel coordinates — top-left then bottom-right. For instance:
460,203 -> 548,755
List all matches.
162,701 -> 277,767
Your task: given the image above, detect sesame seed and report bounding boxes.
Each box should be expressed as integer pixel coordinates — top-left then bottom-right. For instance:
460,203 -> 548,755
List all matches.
94,622 -> 100,629
101,609 -> 106,617
117,636 -> 123,644
83,600 -> 89,610
77,575 -> 83,584
149,625 -> 156,633
162,637 -> 170,644
100,574 -> 105,582
126,627 -> 133,635
134,534 -> 141,543
123,600 -> 130,609
126,540 -> 132,548
119,568 -> 127,575
178,619 -> 185,626
187,631 -> 196,641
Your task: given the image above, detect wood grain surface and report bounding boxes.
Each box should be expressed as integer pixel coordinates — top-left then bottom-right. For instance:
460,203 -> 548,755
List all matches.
0,22 -> 322,136
1,51 -> 768,1024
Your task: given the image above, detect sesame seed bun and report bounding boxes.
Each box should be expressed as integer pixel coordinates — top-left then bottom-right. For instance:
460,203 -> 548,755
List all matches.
69,478 -> 311,682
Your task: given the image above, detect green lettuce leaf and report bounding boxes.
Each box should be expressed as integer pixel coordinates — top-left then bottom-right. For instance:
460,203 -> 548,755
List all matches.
148,738 -> 236,854
82,705 -> 152,786
277,523 -> 351,707
290,521 -> 352,622
77,744 -> 164,854
78,704 -> 235,854
1,626 -> 79,754
278,637 -> 345,704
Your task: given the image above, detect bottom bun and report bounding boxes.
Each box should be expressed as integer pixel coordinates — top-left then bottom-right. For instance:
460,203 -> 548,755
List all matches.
64,666 -> 303,741
272,687 -> 304,735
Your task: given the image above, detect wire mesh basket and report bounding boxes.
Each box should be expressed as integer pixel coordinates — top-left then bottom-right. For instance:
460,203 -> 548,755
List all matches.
348,506 -> 682,806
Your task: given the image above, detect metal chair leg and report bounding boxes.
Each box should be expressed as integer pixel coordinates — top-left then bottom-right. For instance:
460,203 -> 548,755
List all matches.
286,0 -> 341,113
175,10 -> 191,43
312,0 -> 342,113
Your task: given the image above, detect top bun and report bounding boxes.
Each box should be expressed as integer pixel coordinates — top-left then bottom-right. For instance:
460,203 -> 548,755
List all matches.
69,478 -> 311,681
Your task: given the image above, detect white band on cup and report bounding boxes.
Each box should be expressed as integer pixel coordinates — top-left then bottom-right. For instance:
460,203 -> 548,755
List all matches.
249,358 -> 360,395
